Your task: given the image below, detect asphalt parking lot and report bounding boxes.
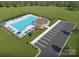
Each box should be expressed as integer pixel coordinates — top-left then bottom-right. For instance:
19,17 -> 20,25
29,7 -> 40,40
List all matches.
34,21 -> 75,57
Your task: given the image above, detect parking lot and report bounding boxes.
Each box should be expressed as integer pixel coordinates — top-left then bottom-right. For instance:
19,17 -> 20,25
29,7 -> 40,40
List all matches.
34,21 -> 75,57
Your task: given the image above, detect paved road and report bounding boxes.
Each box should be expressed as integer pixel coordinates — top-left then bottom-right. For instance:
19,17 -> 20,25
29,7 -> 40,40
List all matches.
34,21 -> 75,57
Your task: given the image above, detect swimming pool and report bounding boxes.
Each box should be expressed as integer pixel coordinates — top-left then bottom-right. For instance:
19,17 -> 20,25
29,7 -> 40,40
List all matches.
11,15 -> 37,31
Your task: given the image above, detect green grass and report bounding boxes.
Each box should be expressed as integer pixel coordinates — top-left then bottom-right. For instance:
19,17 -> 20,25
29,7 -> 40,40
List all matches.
0,27 -> 46,56
0,6 -> 79,56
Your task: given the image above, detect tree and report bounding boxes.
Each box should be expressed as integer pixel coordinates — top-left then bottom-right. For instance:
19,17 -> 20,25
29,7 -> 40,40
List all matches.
73,28 -> 79,33
5,1 -> 11,7
26,41 -> 29,45
0,1 -> 5,7
0,1 -> 79,9
62,46 -> 70,56
28,32 -> 32,36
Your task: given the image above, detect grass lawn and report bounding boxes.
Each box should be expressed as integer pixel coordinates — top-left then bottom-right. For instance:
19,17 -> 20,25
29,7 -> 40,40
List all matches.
0,6 -> 79,56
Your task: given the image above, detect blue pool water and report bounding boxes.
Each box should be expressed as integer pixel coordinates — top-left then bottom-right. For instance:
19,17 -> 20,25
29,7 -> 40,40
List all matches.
11,15 -> 37,31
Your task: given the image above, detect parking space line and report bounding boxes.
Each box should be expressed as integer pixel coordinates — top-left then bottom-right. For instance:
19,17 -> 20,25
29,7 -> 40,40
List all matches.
40,39 -> 48,44
54,28 -> 61,31
59,25 -> 64,28
55,23 -> 65,28
48,32 -> 56,37
52,29 -> 59,32
46,34 -> 53,39
56,26 -> 64,29
36,42 -> 45,48
43,37 -> 51,41
50,31 -> 57,35
54,25 -> 62,28
54,27 -> 62,29
47,32 -> 54,37
47,33 -> 55,38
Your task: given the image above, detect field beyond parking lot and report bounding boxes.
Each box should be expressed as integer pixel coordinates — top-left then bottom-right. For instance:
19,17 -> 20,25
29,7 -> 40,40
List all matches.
0,6 -> 79,56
